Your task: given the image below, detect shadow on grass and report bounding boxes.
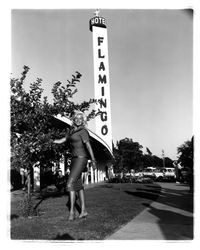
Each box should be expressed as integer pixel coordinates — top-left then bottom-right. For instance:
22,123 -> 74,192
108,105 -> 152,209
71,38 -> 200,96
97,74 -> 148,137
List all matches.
133,184 -> 193,213
97,184 -> 114,189
136,188 -> 161,194
65,199 -> 81,214
33,189 -> 67,209
37,190 -> 67,199
54,233 -> 85,241
11,214 -> 19,220
125,191 -> 159,201
54,233 -> 75,240
142,203 -> 193,240
145,184 -> 162,189
34,191 -> 81,215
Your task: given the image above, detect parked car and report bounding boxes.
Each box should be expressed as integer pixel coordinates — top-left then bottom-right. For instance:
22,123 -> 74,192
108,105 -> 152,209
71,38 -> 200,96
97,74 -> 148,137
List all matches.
134,171 -> 143,177
154,168 -> 176,182
142,167 -> 156,178
154,169 -> 164,181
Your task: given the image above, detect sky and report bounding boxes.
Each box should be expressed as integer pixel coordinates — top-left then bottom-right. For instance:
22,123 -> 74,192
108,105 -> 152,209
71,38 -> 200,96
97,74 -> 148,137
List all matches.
11,9 -> 193,160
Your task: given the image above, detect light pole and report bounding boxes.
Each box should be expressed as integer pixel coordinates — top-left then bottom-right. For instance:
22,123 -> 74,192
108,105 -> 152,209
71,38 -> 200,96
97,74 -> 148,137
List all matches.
162,149 -> 165,168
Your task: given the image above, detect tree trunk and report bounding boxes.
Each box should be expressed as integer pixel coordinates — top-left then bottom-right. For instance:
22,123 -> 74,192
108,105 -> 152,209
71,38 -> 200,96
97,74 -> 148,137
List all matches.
27,168 -> 31,199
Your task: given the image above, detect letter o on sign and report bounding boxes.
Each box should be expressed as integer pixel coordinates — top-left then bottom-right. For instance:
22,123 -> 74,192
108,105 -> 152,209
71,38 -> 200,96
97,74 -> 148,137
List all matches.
101,125 -> 108,135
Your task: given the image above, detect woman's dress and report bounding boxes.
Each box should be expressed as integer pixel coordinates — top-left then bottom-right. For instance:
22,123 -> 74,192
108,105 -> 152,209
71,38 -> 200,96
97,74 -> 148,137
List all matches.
67,127 -> 90,191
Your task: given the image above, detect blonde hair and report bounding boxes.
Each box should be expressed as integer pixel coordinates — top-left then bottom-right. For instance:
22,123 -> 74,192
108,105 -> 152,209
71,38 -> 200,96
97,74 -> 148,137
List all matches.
72,110 -> 87,126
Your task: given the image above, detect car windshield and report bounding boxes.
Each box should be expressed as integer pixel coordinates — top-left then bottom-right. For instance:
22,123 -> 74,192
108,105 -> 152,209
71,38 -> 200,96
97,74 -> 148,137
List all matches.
155,170 -> 162,173
144,169 -> 153,172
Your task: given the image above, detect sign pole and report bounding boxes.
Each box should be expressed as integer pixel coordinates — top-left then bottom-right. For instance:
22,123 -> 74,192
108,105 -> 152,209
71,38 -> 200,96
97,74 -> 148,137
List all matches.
89,9 -> 113,152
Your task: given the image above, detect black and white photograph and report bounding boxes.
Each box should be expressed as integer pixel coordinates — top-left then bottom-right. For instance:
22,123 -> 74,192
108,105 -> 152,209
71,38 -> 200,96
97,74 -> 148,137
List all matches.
2,0 -> 200,245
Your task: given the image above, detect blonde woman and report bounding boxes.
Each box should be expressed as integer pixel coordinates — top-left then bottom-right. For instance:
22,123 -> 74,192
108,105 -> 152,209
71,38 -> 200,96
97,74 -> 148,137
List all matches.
54,111 -> 96,221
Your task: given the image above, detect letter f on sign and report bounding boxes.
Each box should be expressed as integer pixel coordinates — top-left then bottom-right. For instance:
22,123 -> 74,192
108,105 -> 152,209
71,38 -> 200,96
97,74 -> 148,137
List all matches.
98,37 -> 104,46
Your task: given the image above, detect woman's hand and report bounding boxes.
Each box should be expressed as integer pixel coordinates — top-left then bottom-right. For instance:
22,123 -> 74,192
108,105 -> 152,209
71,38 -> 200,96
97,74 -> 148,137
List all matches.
85,141 -> 96,168
91,160 -> 97,170
52,128 -> 70,144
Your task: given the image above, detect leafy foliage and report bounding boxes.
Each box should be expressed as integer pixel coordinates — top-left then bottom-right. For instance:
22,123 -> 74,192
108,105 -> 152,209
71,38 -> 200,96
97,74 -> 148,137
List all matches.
164,157 -> 174,168
10,66 -> 97,173
113,138 -> 144,172
177,137 -> 193,169
113,138 -> 174,173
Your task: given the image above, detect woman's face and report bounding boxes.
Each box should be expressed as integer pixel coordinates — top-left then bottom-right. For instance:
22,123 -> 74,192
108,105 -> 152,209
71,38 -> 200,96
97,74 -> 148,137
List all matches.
73,114 -> 84,126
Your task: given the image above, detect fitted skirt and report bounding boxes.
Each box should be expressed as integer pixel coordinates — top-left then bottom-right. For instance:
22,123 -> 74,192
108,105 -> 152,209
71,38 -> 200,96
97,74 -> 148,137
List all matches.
67,157 -> 88,192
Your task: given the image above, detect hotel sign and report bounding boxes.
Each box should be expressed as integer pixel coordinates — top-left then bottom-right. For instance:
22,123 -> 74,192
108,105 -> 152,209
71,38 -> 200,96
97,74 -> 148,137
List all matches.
90,16 -> 112,151
89,16 -> 106,31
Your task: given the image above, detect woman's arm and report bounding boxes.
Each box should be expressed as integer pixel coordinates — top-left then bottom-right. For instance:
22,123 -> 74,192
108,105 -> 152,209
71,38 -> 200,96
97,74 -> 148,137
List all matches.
85,141 -> 97,169
53,137 -> 67,144
53,128 -> 70,144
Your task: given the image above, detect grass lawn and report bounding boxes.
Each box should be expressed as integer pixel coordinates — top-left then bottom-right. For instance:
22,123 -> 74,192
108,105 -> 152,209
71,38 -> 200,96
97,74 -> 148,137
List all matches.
11,182 -> 161,240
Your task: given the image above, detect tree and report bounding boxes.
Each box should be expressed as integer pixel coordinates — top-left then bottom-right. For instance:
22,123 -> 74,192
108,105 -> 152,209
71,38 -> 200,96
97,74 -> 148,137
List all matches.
114,138 -> 143,172
177,137 -> 194,191
112,145 -> 121,172
142,154 -> 154,168
152,155 -> 164,168
11,66 -> 96,203
146,147 -> 152,156
164,157 -> 174,168
177,137 -> 194,169
113,137 -> 175,174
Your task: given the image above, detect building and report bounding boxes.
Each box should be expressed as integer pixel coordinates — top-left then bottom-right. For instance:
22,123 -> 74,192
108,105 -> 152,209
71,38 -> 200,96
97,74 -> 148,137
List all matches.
31,114 -> 113,191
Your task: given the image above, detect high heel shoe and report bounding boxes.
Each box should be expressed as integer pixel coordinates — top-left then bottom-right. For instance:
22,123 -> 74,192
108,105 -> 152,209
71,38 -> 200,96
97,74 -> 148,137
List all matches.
79,212 -> 88,219
68,212 -> 75,221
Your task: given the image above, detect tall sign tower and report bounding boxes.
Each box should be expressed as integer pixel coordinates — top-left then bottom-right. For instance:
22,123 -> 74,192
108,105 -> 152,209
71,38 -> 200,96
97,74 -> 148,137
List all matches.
89,9 -> 112,152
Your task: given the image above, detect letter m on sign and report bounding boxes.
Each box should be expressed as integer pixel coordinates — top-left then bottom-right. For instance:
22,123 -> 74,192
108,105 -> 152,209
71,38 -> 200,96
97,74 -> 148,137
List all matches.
98,74 -> 107,83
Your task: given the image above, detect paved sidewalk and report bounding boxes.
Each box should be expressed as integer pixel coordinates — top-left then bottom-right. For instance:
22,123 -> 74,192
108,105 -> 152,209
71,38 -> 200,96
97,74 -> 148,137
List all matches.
106,182 -> 193,240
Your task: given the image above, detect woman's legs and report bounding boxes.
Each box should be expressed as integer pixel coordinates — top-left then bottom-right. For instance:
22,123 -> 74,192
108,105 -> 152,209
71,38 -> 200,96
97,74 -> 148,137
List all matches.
67,158 -> 88,220
78,189 -> 88,218
68,191 -> 76,220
